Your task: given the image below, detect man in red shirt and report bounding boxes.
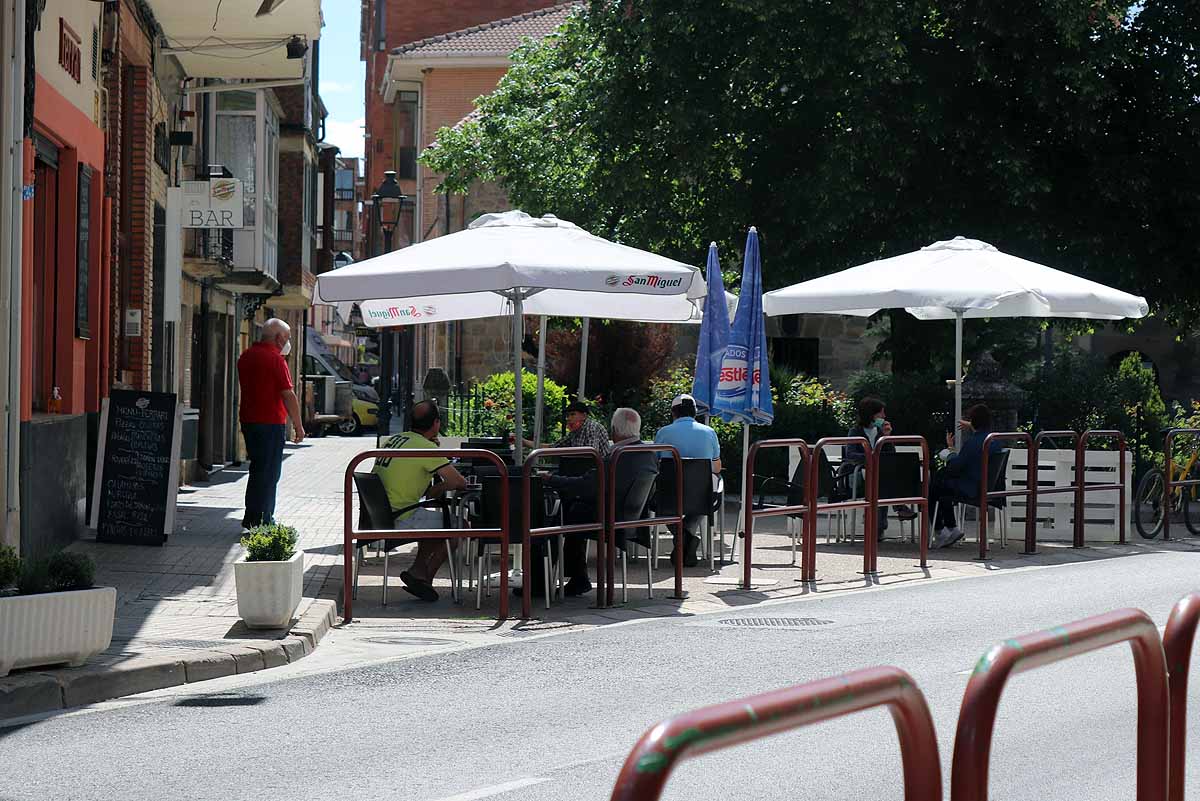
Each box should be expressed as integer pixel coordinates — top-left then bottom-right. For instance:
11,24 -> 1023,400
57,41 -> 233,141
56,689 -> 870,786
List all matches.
237,318 -> 305,529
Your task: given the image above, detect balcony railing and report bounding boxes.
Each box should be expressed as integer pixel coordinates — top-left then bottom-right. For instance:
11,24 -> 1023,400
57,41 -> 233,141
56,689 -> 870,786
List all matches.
184,228 -> 234,265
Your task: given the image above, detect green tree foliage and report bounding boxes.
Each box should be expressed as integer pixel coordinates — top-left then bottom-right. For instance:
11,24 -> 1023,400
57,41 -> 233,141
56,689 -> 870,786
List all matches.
422,1 -> 1199,327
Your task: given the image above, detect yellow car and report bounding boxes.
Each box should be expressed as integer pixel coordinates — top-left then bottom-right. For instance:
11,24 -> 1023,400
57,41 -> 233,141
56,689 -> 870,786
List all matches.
339,396 -> 378,436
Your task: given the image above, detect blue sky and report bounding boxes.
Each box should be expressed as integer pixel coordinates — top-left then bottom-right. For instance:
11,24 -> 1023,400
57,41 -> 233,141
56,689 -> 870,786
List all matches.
319,0 -> 365,159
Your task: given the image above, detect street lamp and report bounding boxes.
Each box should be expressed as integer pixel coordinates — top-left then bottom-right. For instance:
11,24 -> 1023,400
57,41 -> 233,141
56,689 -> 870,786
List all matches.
373,170 -> 405,253
372,171 -> 407,440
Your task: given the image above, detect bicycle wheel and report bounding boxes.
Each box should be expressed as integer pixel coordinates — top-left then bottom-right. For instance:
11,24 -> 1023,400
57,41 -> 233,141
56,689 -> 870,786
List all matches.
1134,469 -> 1166,539
1184,486 -> 1200,536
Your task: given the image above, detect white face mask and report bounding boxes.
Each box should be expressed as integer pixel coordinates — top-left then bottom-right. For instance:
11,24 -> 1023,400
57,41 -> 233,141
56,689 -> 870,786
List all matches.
280,339 -> 292,357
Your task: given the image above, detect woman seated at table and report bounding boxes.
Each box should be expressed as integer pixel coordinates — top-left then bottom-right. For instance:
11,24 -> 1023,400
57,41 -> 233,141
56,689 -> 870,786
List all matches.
929,403 -> 1004,549
843,397 -> 916,539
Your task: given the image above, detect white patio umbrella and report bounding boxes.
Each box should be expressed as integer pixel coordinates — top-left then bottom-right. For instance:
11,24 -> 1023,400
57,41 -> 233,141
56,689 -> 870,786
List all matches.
314,210 -> 704,462
762,236 -> 1149,437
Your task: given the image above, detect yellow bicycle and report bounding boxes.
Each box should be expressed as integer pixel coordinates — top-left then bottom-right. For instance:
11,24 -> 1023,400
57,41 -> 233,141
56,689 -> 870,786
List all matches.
1134,433 -> 1200,538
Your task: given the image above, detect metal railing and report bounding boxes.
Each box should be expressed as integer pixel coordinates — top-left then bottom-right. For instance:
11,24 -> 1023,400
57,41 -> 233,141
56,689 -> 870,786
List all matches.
950,608 -> 1168,801
871,435 -> 932,572
609,595 -> 1192,801
1026,431 -> 1080,554
1163,592 -> 1200,801
606,443 -> 685,607
978,433 -> 1034,560
608,666 -> 942,801
807,437 -> 874,582
519,447 -> 605,618
341,448 -> 510,622
743,439 -> 812,589
1076,430 -> 1127,546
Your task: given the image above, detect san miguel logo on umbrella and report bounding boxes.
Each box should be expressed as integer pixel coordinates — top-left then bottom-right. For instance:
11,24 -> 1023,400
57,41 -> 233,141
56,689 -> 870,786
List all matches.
365,304 -> 434,321
607,274 -> 685,290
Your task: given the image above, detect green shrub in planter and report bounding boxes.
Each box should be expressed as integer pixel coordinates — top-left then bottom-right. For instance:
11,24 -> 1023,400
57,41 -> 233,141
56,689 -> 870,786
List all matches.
47,551 -> 95,591
0,545 -> 18,589
15,551 -> 96,595
241,524 -> 298,562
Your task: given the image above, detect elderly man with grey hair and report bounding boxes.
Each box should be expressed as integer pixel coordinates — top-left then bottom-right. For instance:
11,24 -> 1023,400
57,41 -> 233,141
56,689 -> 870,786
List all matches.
533,407 -> 657,598
236,318 -> 306,529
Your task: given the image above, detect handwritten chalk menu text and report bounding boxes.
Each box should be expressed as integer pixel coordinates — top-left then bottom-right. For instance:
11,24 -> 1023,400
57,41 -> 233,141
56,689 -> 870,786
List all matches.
91,390 -> 182,545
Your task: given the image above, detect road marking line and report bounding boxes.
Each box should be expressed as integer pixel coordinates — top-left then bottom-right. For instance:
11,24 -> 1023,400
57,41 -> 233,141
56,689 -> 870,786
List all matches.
431,777 -> 551,801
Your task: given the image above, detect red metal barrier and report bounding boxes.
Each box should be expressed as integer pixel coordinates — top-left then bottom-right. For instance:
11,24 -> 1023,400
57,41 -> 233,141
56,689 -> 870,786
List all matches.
607,443 -> 685,607
1077,430 -> 1127,546
869,435 -> 932,572
805,437 -> 873,582
609,666 -> 942,801
1027,431 -> 1084,556
950,608 -> 1169,801
742,439 -> 812,590
342,448 -> 509,623
976,433 -> 1034,560
1162,429 -> 1200,541
519,447 -> 605,619
1163,592 -> 1200,801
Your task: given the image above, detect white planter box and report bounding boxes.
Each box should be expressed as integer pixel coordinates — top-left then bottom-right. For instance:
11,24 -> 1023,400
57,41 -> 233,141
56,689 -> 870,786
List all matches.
234,551 -> 303,629
0,587 -> 116,677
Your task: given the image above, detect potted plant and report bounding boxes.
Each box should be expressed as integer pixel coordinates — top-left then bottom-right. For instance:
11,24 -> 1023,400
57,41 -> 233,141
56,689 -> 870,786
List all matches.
234,524 -> 303,629
0,547 -> 116,677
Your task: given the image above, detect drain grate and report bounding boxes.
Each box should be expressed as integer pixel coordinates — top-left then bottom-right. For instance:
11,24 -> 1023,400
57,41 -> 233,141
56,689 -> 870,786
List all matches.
717,617 -> 834,629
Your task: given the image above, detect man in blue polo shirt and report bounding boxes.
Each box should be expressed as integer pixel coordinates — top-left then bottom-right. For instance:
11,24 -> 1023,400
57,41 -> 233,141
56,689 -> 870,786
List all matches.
654,393 -> 721,566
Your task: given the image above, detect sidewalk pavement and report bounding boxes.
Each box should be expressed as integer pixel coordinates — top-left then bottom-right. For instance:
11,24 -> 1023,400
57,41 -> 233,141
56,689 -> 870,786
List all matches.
5,433 -> 1194,720
0,435 -> 350,720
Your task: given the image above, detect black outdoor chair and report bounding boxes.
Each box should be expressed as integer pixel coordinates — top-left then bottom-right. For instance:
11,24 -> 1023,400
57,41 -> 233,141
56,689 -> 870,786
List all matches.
652,458 -> 720,569
616,471 -> 663,601
877,450 -> 924,543
472,472 -> 549,609
950,450 -> 1012,548
350,472 -> 456,606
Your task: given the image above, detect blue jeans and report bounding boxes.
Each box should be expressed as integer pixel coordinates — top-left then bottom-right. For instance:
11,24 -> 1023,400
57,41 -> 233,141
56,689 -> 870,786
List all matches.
242,423 -> 285,528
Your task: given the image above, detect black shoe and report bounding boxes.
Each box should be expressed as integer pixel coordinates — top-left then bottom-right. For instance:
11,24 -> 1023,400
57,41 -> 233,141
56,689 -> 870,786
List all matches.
399,571 -> 439,603
666,535 -> 701,568
564,576 -> 592,597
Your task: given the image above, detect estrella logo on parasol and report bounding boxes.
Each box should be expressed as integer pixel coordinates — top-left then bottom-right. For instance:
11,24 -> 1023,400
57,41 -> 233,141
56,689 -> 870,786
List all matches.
715,344 -> 749,404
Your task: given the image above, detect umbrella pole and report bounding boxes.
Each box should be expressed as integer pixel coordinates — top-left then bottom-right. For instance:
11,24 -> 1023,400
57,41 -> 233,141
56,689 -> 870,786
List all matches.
739,422 -> 750,568
534,315 -> 547,445
954,310 -> 964,448
578,317 -> 590,398
513,295 -> 525,464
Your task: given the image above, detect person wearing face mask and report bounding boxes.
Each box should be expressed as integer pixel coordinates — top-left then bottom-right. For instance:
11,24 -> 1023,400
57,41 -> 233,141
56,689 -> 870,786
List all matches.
237,318 -> 306,529
843,397 -> 916,540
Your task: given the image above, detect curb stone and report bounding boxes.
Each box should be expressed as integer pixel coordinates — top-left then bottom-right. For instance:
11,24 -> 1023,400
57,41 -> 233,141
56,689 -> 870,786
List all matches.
0,598 -> 339,722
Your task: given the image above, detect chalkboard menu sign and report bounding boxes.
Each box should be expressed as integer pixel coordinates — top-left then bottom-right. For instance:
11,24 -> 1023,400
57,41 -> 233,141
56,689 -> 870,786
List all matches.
90,390 -> 183,545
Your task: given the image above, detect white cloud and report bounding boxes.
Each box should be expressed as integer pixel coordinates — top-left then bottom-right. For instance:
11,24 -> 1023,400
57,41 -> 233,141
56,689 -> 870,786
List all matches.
324,117 -> 365,158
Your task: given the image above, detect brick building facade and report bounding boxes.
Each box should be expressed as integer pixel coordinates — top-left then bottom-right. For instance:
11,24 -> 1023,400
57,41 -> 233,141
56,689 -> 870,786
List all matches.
362,2 -> 574,399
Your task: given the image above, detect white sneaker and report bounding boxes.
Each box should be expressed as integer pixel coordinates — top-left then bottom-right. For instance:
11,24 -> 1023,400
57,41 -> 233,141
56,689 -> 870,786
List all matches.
943,527 -> 965,547
931,529 -> 949,549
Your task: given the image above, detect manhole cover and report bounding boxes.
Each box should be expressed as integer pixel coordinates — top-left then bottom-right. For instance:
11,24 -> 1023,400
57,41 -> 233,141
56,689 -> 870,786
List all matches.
363,636 -> 460,647
717,617 -> 834,628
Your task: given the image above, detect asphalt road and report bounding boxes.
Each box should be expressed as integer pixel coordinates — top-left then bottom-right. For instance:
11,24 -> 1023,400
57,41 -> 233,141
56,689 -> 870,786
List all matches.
3,549 -> 1200,801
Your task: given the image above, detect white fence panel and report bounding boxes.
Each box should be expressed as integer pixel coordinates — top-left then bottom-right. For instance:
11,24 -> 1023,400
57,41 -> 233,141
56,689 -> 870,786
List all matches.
1007,448 -> 1132,543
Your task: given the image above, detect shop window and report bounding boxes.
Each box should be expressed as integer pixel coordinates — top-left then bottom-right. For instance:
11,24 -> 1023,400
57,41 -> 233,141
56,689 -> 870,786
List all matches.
395,91 -> 417,180
32,154 -> 58,412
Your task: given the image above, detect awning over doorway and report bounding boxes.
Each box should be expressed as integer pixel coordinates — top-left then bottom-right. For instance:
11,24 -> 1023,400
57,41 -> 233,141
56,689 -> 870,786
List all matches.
146,0 -> 322,80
